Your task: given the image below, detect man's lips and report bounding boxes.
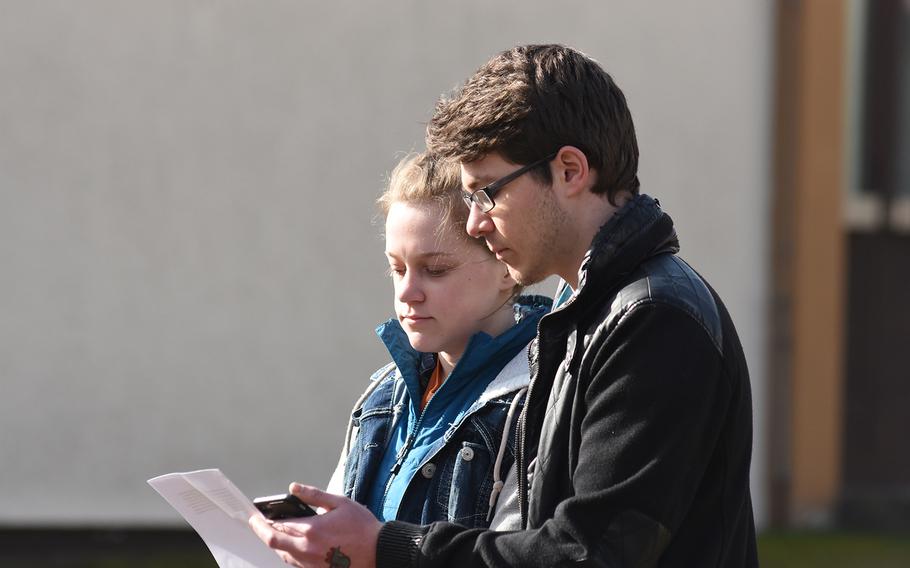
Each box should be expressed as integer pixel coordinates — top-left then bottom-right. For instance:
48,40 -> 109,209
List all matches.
485,240 -> 505,255
490,246 -> 510,260
401,315 -> 431,323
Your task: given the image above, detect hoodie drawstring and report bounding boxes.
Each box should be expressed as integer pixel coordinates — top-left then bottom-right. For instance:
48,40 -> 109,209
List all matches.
487,386 -> 528,522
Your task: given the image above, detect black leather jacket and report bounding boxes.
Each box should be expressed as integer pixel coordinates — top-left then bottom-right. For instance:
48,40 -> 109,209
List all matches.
378,195 -> 758,567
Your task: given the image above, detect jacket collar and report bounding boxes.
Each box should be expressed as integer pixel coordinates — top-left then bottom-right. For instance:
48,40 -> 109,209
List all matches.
374,295 -> 551,399
567,193 -> 678,310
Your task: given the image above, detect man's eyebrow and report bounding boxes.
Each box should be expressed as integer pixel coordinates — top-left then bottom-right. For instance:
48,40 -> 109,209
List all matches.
463,175 -> 495,192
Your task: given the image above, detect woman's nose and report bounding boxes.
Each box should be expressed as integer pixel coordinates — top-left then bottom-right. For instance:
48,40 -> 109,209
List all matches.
397,271 -> 424,303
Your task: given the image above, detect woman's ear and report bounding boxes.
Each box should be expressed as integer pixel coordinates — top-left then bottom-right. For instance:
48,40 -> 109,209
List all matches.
498,264 -> 517,292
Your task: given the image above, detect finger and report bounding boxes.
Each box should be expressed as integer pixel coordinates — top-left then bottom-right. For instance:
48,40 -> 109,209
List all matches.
249,514 -> 276,543
250,513 -> 271,534
250,514 -> 298,552
289,483 -> 345,511
272,521 -> 307,537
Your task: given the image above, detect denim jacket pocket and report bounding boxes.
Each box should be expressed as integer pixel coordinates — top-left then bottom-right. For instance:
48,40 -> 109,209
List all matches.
441,440 -> 495,527
344,404 -> 395,503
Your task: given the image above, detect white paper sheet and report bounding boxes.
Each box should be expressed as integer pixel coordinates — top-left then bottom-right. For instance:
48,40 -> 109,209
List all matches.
148,468 -> 287,568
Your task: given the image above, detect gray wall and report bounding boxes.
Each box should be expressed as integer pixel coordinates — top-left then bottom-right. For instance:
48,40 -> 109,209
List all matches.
0,1 -> 771,527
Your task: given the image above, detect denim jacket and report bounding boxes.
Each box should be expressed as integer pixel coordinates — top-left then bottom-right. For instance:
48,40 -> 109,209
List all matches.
327,296 -> 550,529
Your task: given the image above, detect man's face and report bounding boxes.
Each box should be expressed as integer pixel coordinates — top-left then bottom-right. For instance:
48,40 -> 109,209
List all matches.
461,153 -> 569,286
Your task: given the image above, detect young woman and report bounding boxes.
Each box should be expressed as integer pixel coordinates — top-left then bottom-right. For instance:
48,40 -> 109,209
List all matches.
326,153 -> 549,530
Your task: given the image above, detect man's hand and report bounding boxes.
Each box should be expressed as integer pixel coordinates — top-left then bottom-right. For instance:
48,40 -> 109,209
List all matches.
250,483 -> 381,568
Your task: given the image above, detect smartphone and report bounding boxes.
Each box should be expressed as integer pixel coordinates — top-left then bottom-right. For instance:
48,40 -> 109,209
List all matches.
253,493 -> 318,520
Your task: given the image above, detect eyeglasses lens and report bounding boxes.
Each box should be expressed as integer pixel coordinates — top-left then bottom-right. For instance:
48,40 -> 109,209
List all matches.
475,191 -> 494,212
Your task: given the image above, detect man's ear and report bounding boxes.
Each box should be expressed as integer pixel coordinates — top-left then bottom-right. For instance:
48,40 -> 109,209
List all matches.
552,146 -> 591,198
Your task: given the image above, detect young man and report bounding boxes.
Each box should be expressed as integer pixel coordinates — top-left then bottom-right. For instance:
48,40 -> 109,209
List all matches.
251,44 -> 758,567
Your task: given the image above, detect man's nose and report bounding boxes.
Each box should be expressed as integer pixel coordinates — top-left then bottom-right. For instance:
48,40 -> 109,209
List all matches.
465,202 -> 491,238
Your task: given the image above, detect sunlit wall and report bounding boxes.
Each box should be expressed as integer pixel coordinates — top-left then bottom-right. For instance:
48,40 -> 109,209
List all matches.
0,0 -> 771,527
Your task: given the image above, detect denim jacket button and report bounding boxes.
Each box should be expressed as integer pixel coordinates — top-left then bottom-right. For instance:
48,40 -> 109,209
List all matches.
421,463 -> 437,478
460,447 -> 475,461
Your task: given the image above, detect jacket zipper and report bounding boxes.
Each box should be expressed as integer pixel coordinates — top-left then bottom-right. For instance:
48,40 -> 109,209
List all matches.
379,388 -> 436,512
517,335 -> 539,529
381,413 -> 423,509
518,304 -> 567,528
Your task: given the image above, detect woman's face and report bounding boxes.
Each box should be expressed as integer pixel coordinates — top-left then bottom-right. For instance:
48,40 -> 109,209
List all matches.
385,201 -> 516,360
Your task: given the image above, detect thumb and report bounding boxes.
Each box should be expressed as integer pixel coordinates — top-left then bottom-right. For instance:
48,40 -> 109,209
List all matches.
289,483 -> 345,511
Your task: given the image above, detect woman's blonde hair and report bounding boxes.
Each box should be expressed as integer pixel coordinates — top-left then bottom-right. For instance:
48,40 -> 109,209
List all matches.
378,152 -> 478,248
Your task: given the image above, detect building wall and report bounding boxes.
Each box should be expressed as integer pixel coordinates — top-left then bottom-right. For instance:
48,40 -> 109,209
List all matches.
0,0 -> 772,527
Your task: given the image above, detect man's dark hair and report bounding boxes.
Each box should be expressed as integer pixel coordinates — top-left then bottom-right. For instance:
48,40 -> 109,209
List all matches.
427,44 -> 640,204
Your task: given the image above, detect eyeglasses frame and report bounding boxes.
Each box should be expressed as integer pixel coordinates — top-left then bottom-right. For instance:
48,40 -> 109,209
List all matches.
462,152 -> 558,213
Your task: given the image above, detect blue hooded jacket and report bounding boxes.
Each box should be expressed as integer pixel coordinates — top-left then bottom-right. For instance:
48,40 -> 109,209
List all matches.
334,295 -> 550,526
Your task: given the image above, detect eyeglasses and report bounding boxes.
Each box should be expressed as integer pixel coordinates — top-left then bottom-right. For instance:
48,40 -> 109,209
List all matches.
462,153 -> 558,213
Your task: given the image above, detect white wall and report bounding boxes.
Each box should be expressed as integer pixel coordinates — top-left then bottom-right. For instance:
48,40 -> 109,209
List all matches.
0,0 -> 771,527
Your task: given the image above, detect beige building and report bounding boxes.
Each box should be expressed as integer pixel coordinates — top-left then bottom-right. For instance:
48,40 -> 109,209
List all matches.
768,0 -> 910,530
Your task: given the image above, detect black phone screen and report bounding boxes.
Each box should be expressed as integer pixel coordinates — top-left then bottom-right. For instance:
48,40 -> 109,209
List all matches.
253,493 -> 317,520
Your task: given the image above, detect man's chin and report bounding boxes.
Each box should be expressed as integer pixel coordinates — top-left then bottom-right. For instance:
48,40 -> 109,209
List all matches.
507,265 -> 545,287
